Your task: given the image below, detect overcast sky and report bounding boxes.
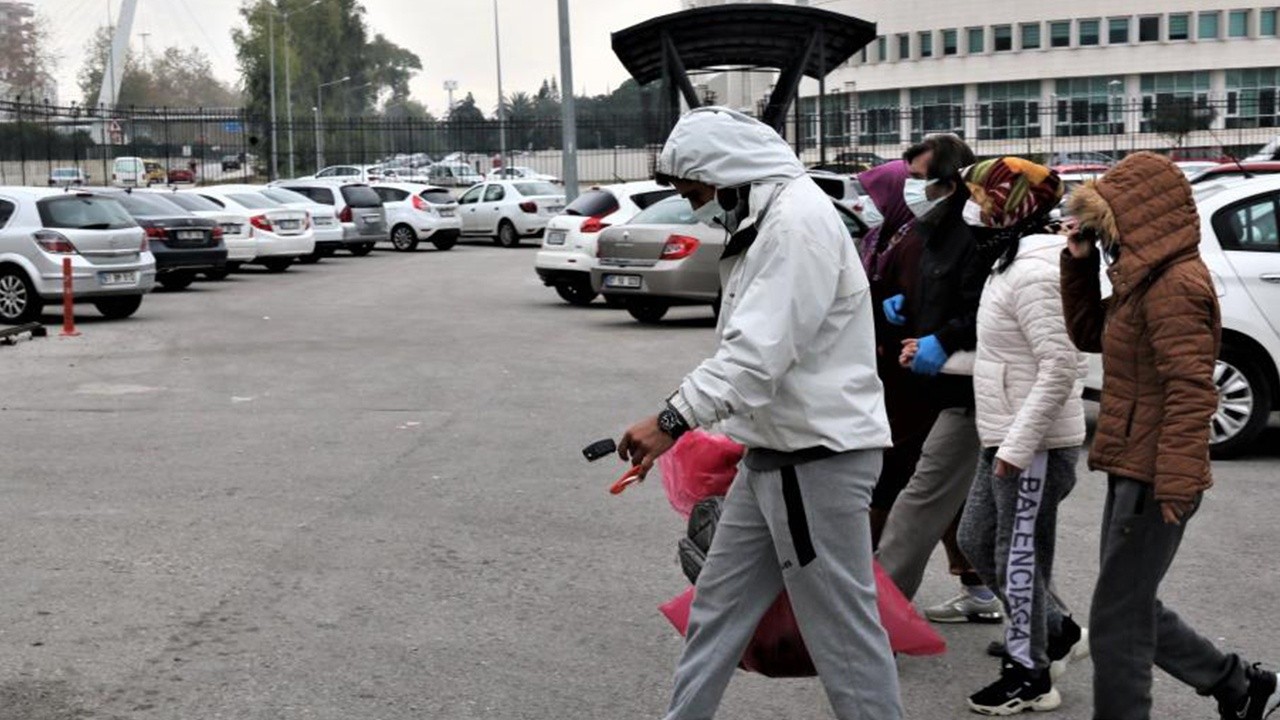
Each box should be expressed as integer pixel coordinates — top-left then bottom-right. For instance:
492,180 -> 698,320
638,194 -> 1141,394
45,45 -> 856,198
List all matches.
38,0 -> 700,112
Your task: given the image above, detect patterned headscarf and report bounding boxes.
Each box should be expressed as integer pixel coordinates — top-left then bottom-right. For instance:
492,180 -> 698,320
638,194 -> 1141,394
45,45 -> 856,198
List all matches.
961,157 -> 1063,229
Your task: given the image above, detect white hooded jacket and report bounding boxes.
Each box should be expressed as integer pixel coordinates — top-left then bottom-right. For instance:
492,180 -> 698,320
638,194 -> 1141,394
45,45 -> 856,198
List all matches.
661,108 -> 891,453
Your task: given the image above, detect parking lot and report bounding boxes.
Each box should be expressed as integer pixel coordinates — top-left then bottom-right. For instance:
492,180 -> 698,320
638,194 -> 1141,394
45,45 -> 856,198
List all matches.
1,244 -> 1277,720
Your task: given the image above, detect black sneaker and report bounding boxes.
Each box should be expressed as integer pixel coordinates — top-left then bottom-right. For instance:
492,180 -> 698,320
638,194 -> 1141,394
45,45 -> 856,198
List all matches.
1220,664 -> 1280,720
968,658 -> 1061,716
1047,616 -> 1090,681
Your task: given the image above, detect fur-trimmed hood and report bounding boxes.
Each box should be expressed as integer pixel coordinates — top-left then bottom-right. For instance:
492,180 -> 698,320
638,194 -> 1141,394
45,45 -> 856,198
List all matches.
1066,152 -> 1201,299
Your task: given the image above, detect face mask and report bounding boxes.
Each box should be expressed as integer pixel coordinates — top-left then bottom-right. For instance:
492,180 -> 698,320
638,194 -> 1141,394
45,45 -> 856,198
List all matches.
692,197 -> 726,228
904,178 -> 945,219
961,199 -> 986,228
860,196 -> 884,228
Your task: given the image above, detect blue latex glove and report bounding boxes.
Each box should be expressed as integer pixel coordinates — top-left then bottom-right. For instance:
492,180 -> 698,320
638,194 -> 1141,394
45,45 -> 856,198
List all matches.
911,335 -> 948,376
883,294 -> 906,326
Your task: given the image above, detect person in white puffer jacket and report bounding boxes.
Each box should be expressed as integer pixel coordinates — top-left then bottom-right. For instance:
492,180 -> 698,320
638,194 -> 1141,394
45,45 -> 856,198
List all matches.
952,158 -> 1089,716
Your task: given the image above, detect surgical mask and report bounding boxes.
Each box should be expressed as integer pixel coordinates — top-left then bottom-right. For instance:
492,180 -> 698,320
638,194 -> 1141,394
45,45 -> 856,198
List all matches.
904,178 -> 945,219
961,199 -> 986,228
859,195 -> 884,228
692,197 -> 727,228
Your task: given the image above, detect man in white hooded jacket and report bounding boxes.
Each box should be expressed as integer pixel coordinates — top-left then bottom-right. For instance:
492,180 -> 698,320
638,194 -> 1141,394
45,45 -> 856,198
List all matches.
617,107 -> 902,719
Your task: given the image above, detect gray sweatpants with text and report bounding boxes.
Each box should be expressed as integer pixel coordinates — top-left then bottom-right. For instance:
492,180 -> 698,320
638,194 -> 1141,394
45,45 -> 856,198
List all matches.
664,449 -> 903,720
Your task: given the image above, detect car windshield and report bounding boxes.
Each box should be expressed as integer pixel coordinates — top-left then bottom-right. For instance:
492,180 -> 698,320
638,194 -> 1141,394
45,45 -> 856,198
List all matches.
113,191 -> 191,217
261,187 -> 315,205
157,193 -> 222,212
341,185 -> 383,208
419,189 -> 455,205
38,195 -> 138,230
628,195 -> 695,225
513,182 -> 560,197
228,192 -> 282,208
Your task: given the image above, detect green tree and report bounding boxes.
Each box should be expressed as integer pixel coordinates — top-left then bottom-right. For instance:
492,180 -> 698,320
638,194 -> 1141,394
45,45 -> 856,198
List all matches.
1152,96 -> 1217,149
76,25 -> 153,107
77,26 -> 239,109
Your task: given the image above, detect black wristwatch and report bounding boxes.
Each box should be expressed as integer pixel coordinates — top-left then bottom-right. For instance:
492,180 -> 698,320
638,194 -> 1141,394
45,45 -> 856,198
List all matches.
657,405 -> 691,441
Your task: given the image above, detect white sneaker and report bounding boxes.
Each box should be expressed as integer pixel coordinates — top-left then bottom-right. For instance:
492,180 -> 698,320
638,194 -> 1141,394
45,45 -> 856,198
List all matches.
923,591 -> 1004,624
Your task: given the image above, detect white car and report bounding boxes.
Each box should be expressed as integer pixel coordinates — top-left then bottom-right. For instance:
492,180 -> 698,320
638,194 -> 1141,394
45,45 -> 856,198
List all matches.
1244,136 -> 1280,162
534,181 -> 677,305
295,165 -> 384,184
1176,161 -> 1221,179
256,185 -> 344,261
457,180 -> 565,248
142,189 -> 255,279
487,166 -> 559,183
428,163 -> 485,188
0,187 -> 155,322
371,183 -> 462,252
1084,174 -> 1280,457
185,187 -> 315,272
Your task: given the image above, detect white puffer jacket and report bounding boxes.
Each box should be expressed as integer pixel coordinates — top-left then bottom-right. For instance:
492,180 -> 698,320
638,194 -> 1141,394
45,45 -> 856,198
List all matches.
974,234 -> 1087,470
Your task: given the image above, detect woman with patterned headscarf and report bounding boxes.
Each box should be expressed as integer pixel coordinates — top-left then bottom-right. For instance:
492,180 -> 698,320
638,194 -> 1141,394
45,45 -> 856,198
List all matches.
954,158 -> 1091,715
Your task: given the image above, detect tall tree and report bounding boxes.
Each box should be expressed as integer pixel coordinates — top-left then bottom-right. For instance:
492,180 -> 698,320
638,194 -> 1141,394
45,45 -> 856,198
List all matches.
0,9 -> 58,101
77,26 -> 239,108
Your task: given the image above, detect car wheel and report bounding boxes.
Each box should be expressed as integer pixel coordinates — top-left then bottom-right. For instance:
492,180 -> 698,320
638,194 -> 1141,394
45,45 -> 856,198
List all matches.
0,267 -> 43,323
626,299 -> 669,324
157,271 -> 196,291
1209,346 -> 1273,459
555,280 -> 598,307
203,268 -> 230,281
93,295 -> 143,320
432,236 -> 457,251
497,220 -> 520,248
349,242 -> 375,257
391,224 -> 420,252
262,257 -> 293,273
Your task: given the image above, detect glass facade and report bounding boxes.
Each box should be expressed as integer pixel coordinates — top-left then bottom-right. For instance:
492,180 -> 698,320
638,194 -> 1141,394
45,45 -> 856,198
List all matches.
1080,19 -> 1101,46
910,85 -> 966,141
1139,72 -> 1212,132
978,81 -> 1042,140
858,90 -> 902,146
1050,21 -> 1071,47
1054,76 -> 1125,137
1227,68 -> 1280,128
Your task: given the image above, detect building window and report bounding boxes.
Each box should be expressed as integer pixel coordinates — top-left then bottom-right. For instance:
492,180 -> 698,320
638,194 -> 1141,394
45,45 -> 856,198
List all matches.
1050,21 -> 1071,47
857,90 -> 902,145
1263,10 -> 1278,36
860,47 -> 868,63
877,36 -> 887,62
919,31 -> 934,58
1079,19 -> 1100,46
1229,10 -> 1250,37
898,33 -> 911,61
968,26 -> 985,54
943,29 -> 959,56
1169,13 -> 1190,40
1199,11 -> 1221,39
1225,67 -> 1280,129
1139,71 -> 1213,133
1054,76 -> 1126,137
1109,17 -> 1130,44
1021,23 -> 1041,49
978,81 -> 1042,140
1139,16 -> 1160,42
910,85 -> 966,141
994,25 -> 1013,51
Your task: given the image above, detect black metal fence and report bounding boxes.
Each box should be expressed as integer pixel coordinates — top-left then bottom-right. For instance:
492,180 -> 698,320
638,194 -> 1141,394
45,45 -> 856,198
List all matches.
0,99 -> 1273,189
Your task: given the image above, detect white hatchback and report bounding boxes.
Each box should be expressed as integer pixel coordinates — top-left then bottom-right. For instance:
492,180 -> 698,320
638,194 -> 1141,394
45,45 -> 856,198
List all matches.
457,180 -> 565,248
534,181 -> 677,306
256,185 -> 344,261
1085,174 -> 1280,457
370,183 -> 462,252
0,187 -> 155,322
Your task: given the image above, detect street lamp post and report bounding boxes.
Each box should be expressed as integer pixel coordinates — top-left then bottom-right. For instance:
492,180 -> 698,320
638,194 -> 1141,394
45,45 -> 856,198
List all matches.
493,0 -> 507,173
316,76 -> 350,170
312,106 -> 321,172
268,9 -> 278,180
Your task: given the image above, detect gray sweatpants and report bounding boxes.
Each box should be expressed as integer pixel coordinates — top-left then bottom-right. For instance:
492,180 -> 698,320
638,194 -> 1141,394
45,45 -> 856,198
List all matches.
958,447 -> 1078,671
877,407 -> 980,599
664,449 -> 903,720
1090,477 -> 1247,720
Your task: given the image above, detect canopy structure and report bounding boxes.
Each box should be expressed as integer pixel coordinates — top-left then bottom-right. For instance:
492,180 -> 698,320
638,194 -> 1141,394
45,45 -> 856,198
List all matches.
611,3 -> 876,138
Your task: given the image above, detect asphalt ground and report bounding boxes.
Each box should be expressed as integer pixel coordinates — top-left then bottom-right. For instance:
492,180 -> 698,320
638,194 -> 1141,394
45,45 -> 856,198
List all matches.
1,242 -> 1277,720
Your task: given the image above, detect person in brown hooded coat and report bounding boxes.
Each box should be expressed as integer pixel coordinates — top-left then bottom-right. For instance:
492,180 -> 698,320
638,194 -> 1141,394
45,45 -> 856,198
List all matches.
1060,151 -> 1279,720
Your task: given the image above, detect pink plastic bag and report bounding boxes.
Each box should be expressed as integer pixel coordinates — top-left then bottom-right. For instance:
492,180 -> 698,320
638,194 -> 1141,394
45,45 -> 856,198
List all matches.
660,562 -> 946,677
658,430 -> 745,518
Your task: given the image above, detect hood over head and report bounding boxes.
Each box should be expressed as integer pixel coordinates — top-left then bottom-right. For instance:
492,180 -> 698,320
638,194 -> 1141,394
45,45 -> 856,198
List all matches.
857,159 -> 914,252
1067,151 -> 1201,297
655,107 -> 806,189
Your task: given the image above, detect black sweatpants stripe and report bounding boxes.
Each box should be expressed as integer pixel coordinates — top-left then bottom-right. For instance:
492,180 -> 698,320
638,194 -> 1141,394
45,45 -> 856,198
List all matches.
780,465 -> 817,568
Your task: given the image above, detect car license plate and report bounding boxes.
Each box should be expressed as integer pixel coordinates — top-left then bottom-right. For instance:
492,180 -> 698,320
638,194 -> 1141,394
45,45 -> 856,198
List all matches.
604,274 -> 641,289
277,220 -> 300,230
100,271 -> 138,286
363,214 -> 380,224
177,230 -> 204,241
546,205 -> 564,215
546,230 -> 567,246
438,209 -> 455,217
221,224 -> 241,235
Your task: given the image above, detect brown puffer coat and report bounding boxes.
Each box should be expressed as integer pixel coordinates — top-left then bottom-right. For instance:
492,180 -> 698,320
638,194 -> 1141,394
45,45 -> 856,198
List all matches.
1059,152 -> 1221,502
